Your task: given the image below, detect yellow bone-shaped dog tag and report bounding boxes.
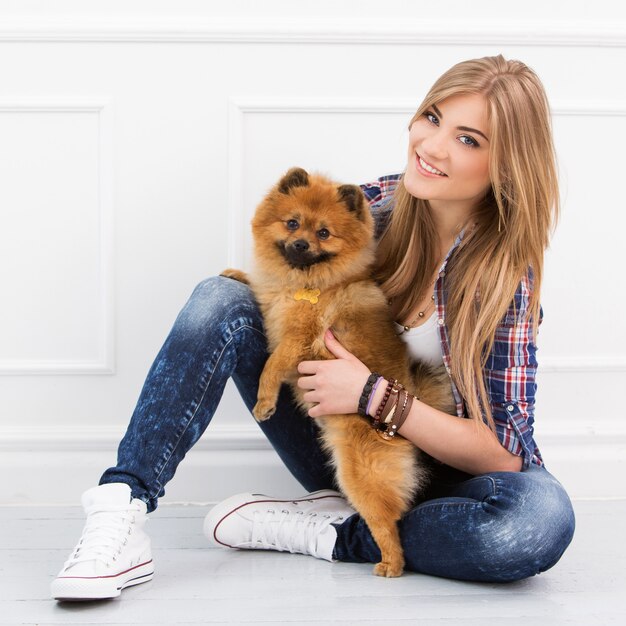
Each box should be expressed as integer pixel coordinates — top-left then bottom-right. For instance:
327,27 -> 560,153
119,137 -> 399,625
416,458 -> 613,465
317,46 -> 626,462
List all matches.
294,288 -> 321,304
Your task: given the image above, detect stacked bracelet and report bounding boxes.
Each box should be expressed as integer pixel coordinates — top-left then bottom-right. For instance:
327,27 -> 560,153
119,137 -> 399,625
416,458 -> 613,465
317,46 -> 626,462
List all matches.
358,372 -> 382,416
370,379 -> 416,440
365,376 -> 383,415
373,379 -> 395,424
358,374 -> 417,439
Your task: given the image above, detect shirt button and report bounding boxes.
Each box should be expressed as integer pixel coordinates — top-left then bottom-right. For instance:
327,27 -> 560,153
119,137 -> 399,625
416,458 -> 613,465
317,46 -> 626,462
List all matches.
438,318 -> 444,326
507,405 -> 514,412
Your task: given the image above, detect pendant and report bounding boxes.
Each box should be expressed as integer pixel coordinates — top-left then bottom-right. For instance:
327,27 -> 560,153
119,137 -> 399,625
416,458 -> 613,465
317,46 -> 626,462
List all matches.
294,287 -> 321,304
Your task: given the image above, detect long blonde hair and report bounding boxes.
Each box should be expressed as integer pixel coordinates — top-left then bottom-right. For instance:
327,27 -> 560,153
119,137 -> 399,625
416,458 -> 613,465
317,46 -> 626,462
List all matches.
375,55 -> 559,428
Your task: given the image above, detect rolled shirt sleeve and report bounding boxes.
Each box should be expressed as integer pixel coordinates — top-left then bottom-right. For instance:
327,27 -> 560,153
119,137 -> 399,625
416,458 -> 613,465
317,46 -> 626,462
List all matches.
483,273 -> 543,469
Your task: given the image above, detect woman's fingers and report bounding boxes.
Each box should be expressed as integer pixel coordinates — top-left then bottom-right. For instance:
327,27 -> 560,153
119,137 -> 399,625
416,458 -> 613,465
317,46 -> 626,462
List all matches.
323,328 -> 354,360
302,390 -> 319,404
297,360 -> 320,375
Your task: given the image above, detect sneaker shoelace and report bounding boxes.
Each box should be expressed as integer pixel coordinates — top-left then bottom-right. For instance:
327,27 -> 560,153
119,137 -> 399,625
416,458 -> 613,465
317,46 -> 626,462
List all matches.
63,503 -> 142,570
250,508 -> 338,555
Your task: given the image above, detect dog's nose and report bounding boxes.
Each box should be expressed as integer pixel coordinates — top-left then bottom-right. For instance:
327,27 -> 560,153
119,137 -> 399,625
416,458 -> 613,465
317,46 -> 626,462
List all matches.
292,239 -> 309,252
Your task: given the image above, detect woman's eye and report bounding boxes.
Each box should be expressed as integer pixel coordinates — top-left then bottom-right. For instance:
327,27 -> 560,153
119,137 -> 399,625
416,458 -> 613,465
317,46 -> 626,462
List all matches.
286,219 -> 299,231
317,228 -> 330,240
459,135 -> 479,148
425,111 -> 439,125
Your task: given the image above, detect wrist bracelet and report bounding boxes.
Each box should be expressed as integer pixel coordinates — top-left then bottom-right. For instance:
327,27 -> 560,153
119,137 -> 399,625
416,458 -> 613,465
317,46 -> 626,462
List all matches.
365,375 -> 383,416
379,390 -> 414,440
370,380 -> 414,440
372,379 -> 401,430
380,382 -> 403,424
372,379 -> 394,426
358,372 -> 381,416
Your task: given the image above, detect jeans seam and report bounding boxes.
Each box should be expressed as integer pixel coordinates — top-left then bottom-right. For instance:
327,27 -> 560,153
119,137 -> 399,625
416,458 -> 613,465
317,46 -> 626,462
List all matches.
483,475 -> 497,500
408,476 -> 498,517
150,322 -> 263,499
410,501 -> 481,515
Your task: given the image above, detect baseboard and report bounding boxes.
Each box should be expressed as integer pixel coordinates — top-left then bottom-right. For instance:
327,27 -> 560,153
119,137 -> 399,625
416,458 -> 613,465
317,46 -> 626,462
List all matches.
0,425 -> 303,506
1,425 -> 624,505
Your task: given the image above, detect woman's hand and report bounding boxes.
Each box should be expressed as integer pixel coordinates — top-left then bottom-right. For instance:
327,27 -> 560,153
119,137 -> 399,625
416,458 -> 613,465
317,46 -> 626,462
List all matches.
297,329 -> 371,418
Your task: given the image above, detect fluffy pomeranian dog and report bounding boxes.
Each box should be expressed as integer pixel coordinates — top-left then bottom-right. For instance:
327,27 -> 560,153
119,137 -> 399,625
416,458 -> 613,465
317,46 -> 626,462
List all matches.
222,167 -> 454,577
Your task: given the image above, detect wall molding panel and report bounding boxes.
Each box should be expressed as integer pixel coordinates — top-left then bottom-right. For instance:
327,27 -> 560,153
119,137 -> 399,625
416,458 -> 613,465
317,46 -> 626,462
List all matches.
0,18 -> 625,47
0,98 -> 115,375
2,417 -> 625,452
0,425 -> 269,453
0,423 -> 623,503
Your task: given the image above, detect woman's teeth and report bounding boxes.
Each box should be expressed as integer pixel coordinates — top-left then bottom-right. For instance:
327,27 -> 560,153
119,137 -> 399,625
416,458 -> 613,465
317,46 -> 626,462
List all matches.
419,156 -> 446,176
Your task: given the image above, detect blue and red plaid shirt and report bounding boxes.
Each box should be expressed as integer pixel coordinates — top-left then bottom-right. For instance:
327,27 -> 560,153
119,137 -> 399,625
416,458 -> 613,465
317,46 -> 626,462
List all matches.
360,174 -> 543,469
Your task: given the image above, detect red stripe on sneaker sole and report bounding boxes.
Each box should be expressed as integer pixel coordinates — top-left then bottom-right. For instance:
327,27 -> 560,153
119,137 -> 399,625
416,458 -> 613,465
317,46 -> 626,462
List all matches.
56,559 -> 154,580
212,492 -> 344,548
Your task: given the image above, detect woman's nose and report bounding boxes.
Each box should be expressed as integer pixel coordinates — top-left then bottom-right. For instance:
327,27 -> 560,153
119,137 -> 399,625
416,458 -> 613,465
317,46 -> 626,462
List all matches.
420,131 -> 447,161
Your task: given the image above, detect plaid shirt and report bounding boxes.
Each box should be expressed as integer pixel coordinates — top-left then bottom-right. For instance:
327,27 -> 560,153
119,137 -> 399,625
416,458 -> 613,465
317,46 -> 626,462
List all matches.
360,174 -> 543,469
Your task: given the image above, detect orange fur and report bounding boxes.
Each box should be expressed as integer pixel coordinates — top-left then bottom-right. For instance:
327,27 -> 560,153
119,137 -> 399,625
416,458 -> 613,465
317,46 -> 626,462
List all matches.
223,167 -> 455,577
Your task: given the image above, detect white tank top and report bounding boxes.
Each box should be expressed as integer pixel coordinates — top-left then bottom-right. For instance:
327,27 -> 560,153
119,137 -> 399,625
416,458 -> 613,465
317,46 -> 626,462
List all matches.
395,311 -> 444,367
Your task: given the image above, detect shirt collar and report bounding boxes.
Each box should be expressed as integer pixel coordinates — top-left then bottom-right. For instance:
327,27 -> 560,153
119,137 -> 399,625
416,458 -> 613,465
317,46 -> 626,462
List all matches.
438,225 -> 471,275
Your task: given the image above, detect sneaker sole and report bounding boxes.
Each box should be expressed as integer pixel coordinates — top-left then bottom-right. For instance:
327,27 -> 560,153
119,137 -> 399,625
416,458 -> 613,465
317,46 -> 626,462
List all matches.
204,489 -> 345,549
51,560 -> 154,601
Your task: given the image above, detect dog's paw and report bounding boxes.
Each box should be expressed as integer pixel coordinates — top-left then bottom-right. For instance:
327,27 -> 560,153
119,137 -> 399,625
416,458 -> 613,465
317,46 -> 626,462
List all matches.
373,561 -> 404,578
253,399 -> 276,422
220,268 -> 250,285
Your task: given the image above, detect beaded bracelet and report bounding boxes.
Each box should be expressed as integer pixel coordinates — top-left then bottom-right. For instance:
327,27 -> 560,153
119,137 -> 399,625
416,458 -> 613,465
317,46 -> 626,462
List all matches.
372,379 -> 402,431
357,372 -> 381,416
372,379 -> 395,426
370,380 -> 416,440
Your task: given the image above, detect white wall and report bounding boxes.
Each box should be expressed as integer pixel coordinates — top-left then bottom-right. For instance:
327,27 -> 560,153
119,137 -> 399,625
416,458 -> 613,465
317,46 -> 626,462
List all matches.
1,0 -> 625,504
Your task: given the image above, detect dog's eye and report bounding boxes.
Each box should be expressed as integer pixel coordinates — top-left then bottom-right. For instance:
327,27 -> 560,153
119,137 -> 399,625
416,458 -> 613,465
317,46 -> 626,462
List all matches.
317,228 -> 330,240
286,219 -> 299,231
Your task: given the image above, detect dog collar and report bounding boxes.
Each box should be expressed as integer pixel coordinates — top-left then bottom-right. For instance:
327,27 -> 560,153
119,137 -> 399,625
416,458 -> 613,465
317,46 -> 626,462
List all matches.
294,287 -> 321,304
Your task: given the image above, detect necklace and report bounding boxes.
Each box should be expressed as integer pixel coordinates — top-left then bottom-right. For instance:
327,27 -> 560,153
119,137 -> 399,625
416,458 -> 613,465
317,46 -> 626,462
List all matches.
396,251 -> 448,335
397,294 -> 435,334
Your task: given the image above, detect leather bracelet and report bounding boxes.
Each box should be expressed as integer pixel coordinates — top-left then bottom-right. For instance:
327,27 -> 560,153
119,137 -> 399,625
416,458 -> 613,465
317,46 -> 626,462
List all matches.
358,372 -> 381,416
380,381 -> 404,424
372,379 -> 404,432
381,391 -> 414,439
372,380 -> 415,440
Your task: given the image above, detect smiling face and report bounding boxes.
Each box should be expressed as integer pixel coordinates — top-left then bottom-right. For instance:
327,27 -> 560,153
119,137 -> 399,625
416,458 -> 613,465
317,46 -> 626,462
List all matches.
403,93 -> 492,220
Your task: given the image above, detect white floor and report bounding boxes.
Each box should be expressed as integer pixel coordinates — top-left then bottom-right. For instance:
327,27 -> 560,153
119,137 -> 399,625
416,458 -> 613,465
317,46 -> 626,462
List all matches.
1,499 -> 624,625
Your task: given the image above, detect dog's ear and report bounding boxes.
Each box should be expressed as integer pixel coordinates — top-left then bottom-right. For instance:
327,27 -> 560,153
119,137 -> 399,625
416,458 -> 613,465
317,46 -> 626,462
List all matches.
337,184 -> 367,221
278,167 -> 310,194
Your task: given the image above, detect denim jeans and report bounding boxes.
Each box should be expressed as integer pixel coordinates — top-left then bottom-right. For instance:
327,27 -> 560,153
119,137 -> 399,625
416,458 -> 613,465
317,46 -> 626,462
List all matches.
101,276 -> 575,583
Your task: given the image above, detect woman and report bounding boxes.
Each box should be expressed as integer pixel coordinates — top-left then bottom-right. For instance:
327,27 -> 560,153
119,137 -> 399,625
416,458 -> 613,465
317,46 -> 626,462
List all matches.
51,55 -> 575,601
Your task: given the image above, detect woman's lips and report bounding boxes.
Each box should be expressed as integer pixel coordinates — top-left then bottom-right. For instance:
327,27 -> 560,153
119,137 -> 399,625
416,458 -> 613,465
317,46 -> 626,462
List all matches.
416,153 -> 447,177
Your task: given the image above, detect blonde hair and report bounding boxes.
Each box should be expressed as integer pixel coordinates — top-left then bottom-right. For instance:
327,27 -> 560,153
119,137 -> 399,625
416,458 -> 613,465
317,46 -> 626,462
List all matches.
375,55 -> 559,428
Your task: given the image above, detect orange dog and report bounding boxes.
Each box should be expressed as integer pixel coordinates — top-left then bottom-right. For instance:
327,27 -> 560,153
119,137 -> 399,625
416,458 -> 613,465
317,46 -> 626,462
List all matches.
223,167 -> 454,576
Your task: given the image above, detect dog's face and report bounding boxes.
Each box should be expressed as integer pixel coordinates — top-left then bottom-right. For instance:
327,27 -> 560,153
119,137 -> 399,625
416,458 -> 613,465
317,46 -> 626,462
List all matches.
251,167 -> 375,285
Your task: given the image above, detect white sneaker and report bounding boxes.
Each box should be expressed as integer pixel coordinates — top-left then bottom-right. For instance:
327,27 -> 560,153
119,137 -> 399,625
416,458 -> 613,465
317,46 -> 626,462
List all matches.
203,489 -> 355,562
51,483 -> 154,601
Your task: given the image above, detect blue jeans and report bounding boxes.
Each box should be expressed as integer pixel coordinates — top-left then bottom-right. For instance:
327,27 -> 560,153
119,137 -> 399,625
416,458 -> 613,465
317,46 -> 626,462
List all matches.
101,276 -> 575,583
